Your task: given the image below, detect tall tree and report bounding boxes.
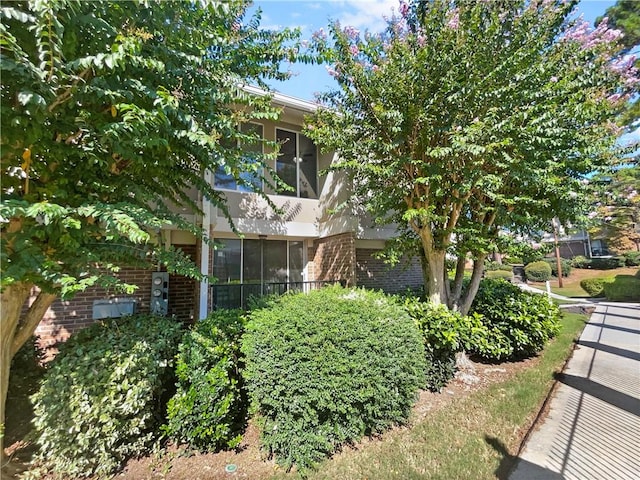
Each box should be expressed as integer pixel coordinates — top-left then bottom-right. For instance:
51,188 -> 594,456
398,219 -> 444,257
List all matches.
0,0 -> 300,455
588,165 -> 640,253
597,0 -> 640,129
597,0 -> 640,52
306,0 -> 637,312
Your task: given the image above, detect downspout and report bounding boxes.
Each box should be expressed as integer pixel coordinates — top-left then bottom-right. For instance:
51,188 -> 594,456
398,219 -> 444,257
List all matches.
198,170 -> 212,320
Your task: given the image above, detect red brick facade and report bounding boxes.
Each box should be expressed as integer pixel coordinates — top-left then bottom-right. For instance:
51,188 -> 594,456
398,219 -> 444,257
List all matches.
356,248 -> 423,293
310,232 -> 357,285
32,244 -> 197,350
28,234 -> 425,352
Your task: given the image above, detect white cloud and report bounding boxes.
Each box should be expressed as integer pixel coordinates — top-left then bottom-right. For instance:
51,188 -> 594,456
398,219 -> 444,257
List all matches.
336,0 -> 399,32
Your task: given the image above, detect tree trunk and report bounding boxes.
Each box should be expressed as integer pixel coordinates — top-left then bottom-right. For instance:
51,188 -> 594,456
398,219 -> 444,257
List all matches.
1,284 -> 56,464
449,254 -> 467,310
458,254 -> 487,316
1,283 -> 31,465
423,248 -> 448,306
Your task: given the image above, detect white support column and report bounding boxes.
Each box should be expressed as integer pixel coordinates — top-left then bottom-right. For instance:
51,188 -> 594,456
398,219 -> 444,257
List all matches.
198,171 -> 212,320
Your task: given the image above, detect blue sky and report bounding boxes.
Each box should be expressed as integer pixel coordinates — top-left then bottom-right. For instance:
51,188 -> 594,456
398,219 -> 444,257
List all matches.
249,0 -> 617,101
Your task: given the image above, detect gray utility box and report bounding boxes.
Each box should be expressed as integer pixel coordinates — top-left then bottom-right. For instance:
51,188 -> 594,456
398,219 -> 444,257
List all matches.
92,298 -> 137,320
150,272 -> 169,316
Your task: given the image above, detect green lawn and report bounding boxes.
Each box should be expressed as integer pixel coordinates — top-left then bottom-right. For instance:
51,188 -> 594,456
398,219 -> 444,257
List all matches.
530,267 -> 639,298
276,312 -> 587,480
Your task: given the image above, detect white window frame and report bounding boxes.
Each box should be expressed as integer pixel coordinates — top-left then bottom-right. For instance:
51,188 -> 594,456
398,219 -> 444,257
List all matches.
275,127 -> 318,198
214,122 -> 265,193
213,237 -> 306,285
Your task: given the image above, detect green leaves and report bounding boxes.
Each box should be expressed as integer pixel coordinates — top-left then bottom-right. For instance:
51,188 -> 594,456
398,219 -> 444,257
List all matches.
164,309 -> 247,452
470,279 -> 561,361
306,0 -> 632,307
242,286 -> 426,470
31,315 -> 183,477
1,0 -> 302,300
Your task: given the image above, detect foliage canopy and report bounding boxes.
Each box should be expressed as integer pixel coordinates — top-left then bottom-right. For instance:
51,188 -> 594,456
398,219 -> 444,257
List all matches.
306,0 -> 637,313
0,0 -> 301,454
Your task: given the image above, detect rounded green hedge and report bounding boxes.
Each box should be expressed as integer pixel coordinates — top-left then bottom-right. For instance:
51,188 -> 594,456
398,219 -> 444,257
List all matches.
32,315 -> 183,477
485,270 -> 514,280
524,261 -> 552,282
470,279 -> 561,361
242,286 -> 426,470
604,275 -> 640,301
623,252 -> 640,267
580,278 -> 608,297
164,309 -> 247,452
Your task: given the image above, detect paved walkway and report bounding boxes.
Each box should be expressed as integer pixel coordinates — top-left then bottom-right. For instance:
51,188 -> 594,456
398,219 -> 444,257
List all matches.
509,303 -> 640,480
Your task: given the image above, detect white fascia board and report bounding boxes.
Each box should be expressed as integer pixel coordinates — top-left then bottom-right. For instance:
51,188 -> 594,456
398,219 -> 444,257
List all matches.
241,84 -> 319,114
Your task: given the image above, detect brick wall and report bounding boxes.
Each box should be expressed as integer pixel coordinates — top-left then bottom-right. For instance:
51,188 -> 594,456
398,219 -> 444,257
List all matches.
32,244 -> 197,351
310,232 -> 357,286
32,268 -> 153,351
356,248 -> 423,293
167,244 -> 198,322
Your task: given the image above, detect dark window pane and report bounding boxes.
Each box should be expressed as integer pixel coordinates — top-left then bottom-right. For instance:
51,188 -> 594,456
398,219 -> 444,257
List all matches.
214,167 -> 237,190
298,134 -> 317,199
213,239 -> 241,283
243,239 -> 262,283
289,241 -> 304,283
276,129 -> 297,196
264,240 -> 288,283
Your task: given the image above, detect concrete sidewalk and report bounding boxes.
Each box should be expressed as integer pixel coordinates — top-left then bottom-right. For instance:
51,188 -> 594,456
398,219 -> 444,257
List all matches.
510,303 -> 640,480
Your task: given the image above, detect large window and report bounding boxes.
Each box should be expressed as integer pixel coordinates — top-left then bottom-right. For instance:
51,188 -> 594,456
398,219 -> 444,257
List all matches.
214,123 -> 263,192
213,238 -> 304,285
276,128 -> 318,198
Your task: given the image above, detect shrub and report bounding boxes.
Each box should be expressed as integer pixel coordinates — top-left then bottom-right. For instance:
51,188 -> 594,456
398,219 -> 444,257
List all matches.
544,258 -> 572,277
590,256 -> 626,270
524,261 -> 552,282
579,278 -> 609,297
242,286 -> 426,470
164,309 -> 247,451
622,251 -> 640,267
604,275 -> 640,301
485,270 -> 514,280
32,315 -> 183,477
503,256 -> 523,265
403,298 -> 487,392
571,255 -> 591,268
485,260 -> 513,272
470,279 -> 561,361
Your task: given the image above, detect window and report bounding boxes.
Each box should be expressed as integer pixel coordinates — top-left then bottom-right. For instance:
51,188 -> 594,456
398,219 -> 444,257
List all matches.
214,123 -> 263,192
276,128 -> 318,198
213,238 -> 304,285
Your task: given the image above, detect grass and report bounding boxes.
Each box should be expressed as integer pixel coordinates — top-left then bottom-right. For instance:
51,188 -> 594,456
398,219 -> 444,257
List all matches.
275,312 -> 587,480
530,267 -> 638,298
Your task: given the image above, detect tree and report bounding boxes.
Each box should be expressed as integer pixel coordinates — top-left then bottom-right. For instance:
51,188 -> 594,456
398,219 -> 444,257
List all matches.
0,0 -> 300,456
597,0 -> 640,52
588,165 -> 640,253
306,0 -> 637,313
597,0 -> 640,129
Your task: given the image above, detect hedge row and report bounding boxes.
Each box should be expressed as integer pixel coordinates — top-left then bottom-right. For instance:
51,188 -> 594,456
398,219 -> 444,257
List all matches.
30,281 -> 563,475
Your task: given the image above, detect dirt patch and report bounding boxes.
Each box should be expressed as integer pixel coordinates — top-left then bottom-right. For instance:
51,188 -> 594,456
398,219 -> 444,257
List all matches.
3,353 -> 543,480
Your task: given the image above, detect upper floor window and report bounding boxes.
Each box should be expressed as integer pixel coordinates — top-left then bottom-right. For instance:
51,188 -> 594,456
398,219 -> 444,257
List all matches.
276,128 -> 318,199
214,123 -> 263,192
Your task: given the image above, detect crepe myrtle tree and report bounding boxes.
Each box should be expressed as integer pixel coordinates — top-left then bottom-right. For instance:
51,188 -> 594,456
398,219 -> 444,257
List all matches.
305,0 -> 637,312
0,0 -> 302,452
597,0 -> 640,131
588,165 -> 640,253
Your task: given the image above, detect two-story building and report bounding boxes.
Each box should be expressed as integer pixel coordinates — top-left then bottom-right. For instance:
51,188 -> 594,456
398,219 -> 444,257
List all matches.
33,88 -> 423,349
